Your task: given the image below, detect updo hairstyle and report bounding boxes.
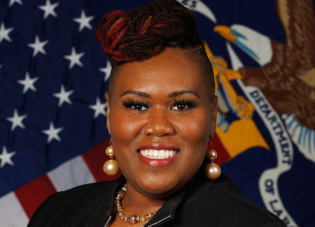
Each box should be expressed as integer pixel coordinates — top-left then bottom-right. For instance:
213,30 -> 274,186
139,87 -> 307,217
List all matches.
95,0 -> 215,100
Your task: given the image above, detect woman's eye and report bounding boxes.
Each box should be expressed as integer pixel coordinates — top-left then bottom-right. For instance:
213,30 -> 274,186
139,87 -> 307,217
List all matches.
122,100 -> 148,111
131,104 -> 148,111
171,103 -> 190,111
171,100 -> 197,111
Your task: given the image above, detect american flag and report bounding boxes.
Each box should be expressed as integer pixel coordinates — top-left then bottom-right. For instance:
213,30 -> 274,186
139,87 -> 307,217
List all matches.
0,0 -> 119,226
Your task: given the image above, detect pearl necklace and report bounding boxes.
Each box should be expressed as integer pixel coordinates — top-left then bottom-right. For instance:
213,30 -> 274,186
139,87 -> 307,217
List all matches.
114,183 -> 158,225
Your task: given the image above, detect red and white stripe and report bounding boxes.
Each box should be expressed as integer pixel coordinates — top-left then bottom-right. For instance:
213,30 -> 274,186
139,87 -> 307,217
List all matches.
0,139 -> 121,227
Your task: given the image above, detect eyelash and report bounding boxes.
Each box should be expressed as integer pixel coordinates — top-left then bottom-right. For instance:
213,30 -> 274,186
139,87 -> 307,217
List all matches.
122,98 -> 198,111
122,99 -> 149,111
172,98 -> 198,111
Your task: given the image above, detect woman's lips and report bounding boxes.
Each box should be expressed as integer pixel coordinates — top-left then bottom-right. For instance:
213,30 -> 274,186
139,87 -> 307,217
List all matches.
137,144 -> 179,167
137,152 -> 178,167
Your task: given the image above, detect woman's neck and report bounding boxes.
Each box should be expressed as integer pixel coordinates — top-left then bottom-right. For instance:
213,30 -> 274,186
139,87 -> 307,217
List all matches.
121,182 -> 167,215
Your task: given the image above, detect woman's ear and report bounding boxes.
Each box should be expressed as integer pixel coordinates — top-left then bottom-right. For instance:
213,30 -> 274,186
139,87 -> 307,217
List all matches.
210,95 -> 218,138
105,92 -> 111,134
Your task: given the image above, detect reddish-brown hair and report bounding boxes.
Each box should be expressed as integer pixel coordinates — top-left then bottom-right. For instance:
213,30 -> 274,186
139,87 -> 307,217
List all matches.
96,0 -> 214,101
95,0 -> 202,65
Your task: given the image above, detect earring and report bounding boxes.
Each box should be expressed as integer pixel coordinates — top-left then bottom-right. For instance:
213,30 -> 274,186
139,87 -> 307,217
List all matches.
103,140 -> 120,176
204,138 -> 221,180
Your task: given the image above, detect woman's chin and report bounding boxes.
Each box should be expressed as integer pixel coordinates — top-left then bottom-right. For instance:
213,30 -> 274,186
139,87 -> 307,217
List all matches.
130,174 -> 182,198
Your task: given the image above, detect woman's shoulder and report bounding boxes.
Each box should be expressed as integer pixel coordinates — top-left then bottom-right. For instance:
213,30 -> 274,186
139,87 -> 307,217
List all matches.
209,174 -> 286,226
27,180 -> 117,227
178,174 -> 287,227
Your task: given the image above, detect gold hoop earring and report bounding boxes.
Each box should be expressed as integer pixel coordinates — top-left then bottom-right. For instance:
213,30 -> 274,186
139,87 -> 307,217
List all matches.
204,138 -> 221,180
103,140 -> 120,176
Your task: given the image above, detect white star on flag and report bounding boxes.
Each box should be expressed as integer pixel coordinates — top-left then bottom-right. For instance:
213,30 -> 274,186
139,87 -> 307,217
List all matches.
6,109 -> 27,131
64,47 -> 85,69
38,0 -> 59,20
53,85 -> 74,107
73,10 -> 94,32
27,35 -> 49,57
89,97 -> 107,119
17,72 -> 39,94
0,22 -> 14,43
0,146 -> 16,168
42,122 -> 63,143
99,60 -> 112,82
9,0 -> 23,7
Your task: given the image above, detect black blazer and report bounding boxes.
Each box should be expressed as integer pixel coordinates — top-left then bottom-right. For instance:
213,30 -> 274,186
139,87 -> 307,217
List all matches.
27,168 -> 287,227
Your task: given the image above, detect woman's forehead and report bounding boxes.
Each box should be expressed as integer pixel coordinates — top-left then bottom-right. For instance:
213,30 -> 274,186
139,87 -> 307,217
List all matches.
113,49 -> 203,93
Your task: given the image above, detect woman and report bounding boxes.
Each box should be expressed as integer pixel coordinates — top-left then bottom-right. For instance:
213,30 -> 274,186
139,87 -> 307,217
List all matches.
28,0 -> 287,226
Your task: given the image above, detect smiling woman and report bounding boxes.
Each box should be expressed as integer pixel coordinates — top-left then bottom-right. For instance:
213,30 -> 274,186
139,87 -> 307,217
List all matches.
105,48 -> 216,200
27,1 -> 287,227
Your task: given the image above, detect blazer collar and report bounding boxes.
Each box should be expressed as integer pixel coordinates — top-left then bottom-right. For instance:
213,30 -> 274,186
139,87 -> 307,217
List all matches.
87,175 -> 125,227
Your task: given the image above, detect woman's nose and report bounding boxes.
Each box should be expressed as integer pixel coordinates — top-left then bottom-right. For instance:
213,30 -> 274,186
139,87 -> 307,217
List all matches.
144,108 -> 175,137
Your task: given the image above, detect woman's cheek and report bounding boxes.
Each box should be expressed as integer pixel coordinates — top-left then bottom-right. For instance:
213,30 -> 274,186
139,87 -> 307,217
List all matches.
176,113 -> 209,141
111,113 -> 144,143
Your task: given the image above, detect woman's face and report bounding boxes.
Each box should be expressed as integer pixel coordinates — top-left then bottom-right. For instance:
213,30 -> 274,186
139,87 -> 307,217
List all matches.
105,48 -> 217,198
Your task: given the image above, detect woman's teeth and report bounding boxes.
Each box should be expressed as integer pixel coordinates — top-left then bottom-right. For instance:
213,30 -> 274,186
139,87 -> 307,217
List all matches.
140,150 -> 178,159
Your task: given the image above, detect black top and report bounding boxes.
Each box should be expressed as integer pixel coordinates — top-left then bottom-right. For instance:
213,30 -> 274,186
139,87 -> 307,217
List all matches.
27,167 -> 287,227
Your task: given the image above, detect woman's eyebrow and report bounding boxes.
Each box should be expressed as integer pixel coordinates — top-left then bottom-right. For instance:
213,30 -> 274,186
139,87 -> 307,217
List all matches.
167,90 -> 200,99
120,90 -> 152,98
120,89 -> 200,99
